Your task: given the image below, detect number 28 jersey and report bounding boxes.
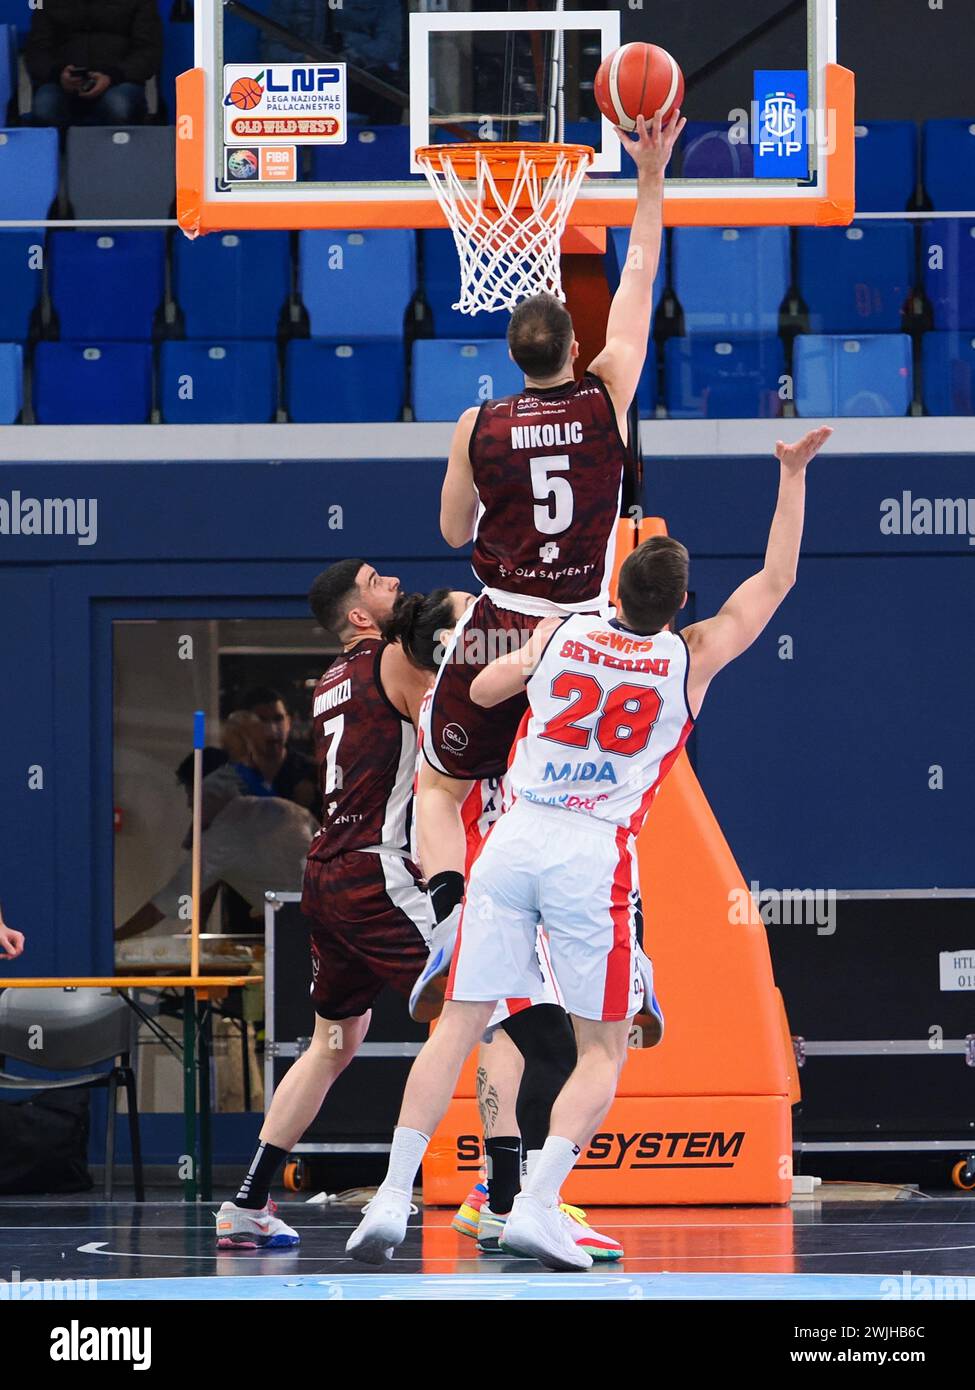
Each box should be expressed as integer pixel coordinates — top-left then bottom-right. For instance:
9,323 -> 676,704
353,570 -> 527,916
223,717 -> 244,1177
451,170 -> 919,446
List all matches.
509,614 -> 695,836
470,372 -> 628,614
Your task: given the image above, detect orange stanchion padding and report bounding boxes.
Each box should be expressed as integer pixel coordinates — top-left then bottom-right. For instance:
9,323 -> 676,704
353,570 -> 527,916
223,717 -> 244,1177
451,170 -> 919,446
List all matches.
424,1094 -> 792,1206
776,988 -> 803,1108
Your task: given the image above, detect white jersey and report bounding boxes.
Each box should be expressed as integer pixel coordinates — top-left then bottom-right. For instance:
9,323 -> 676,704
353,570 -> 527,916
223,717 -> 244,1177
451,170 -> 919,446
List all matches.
509,613 -> 694,836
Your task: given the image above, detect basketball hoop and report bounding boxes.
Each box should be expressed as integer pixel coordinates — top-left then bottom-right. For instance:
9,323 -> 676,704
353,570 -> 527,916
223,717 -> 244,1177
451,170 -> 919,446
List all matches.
415,142 -> 593,315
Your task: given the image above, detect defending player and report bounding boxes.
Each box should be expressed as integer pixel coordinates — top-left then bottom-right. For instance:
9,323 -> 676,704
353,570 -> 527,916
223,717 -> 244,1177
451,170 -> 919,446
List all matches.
347,426 -> 833,1269
385,588 -> 623,1259
412,108 -> 685,1017
215,559 -> 429,1248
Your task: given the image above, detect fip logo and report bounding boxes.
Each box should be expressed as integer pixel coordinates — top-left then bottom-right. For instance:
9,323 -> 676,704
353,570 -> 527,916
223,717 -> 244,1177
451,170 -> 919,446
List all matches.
760,91 -> 801,153
753,69 -> 809,178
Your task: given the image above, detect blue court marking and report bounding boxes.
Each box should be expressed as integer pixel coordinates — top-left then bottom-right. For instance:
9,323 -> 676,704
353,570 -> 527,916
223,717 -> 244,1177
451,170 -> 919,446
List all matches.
77,1272 -> 916,1301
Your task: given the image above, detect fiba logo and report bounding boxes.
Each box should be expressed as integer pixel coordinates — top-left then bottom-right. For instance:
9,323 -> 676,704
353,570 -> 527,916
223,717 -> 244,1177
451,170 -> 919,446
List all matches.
759,91 -> 802,157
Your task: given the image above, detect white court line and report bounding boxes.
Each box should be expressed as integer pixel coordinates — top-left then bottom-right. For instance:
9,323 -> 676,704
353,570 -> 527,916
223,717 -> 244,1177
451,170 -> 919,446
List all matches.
3,1217 -> 975,1232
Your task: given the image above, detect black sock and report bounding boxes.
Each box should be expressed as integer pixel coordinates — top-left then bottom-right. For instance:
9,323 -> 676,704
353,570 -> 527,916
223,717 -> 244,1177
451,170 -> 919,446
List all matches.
428,869 -> 465,924
234,1141 -> 289,1209
484,1136 -> 522,1216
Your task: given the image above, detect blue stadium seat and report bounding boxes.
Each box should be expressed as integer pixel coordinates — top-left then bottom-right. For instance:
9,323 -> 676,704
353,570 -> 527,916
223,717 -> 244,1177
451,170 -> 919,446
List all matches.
672,227 -> 789,336
412,340 -> 522,421
160,341 -> 278,423
665,337 -> 785,419
0,0 -> 32,37
678,121 -> 754,180
797,223 -> 914,334
310,126 -> 413,183
287,340 -> 404,422
923,219 -> 975,329
0,129 -> 59,220
794,334 -> 913,417
921,332 -> 975,415
173,231 -> 291,339
607,227 -> 665,326
33,343 -> 153,424
923,119 -> 975,211
853,121 -> 917,212
421,230 -> 507,340
299,230 -> 416,340
0,342 -> 22,423
0,25 -> 14,122
50,232 -> 166,341
0,231 -> 43,340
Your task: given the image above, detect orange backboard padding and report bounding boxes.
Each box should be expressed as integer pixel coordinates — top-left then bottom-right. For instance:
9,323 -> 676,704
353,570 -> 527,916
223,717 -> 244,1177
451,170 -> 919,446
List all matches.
177,65 -> 854,236
425,1095 -> 792,1206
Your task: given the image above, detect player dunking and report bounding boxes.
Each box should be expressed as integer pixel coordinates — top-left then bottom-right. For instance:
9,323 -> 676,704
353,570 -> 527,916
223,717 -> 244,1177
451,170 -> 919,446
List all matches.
348,426 -> 833,1268
215,559 -> 429,1247
411,110 -> 685,1017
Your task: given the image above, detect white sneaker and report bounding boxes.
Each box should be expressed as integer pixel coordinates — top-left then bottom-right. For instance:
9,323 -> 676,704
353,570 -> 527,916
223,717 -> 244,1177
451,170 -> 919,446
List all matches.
345,1188 -> 413,1264
409,904 -> 461,1022
214,1199 -> 299,1249
499,1192 -> 593,1272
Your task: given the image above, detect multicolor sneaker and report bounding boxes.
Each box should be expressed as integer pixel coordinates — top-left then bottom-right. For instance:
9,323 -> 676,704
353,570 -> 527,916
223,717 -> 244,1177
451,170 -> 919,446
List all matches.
475,1204 -> 507,1252
451,1182 -> 488,1238
215,1198 -> 299,1249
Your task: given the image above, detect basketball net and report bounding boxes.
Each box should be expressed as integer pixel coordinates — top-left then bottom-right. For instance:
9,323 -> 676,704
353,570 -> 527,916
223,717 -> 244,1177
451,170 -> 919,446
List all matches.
415,142 -> 593,315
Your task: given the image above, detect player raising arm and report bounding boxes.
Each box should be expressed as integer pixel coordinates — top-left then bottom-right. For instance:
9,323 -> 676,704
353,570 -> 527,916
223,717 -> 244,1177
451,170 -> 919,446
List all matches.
413,109 -> 685,1015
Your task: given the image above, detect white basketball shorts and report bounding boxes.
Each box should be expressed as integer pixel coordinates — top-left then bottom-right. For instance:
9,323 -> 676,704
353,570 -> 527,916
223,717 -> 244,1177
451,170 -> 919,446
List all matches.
447,799 -> 646,1023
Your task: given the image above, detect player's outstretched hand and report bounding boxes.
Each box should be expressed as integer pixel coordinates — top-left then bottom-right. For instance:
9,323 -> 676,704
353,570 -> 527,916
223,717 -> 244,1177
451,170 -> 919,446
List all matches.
617,109 -> 686,179
775,426 -> 833,475
0,920 -> 25,959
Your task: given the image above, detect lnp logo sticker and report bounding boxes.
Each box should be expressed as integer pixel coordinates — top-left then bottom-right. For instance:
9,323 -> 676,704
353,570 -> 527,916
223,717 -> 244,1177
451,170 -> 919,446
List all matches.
223,63 -> 347,146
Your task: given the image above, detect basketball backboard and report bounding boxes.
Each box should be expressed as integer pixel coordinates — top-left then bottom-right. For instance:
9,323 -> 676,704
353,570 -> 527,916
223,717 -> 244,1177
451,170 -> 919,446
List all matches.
176,0 -> 852,237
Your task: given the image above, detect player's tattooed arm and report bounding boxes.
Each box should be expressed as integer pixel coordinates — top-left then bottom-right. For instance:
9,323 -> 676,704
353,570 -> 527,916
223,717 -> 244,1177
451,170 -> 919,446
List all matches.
683,426 -> 833,716
470,617 -> 563,708
441,407 -> 479,547
476,1065 -> 500,1137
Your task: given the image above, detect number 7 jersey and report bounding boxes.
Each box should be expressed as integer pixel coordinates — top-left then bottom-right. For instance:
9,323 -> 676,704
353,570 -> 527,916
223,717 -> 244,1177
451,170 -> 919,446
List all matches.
470,372 -> 628,613
509,614 -> 695,836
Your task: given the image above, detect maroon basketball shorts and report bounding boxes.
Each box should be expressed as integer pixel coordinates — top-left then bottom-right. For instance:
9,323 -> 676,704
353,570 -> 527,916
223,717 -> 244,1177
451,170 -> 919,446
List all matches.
423,594 -> 542,781
300,849 -> 430,1020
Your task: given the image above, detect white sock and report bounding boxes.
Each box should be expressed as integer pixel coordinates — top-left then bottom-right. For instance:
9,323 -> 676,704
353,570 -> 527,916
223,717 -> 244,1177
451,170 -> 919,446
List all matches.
382,1125 -> 430,1198
523,1148 -> 542,1184
521,1136 -> 579,1207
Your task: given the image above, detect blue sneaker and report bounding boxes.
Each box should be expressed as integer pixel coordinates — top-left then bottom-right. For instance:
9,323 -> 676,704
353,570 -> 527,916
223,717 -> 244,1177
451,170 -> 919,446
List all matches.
409,905 -> 461,1022
634,946 -> 665,1047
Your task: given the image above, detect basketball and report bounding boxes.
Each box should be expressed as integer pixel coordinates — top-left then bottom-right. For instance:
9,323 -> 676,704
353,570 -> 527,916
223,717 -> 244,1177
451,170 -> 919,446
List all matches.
226,75 -> 264,111
594,43 -> 684,132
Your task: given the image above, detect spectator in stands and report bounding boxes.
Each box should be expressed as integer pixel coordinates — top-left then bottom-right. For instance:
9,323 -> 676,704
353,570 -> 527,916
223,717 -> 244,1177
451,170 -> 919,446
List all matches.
25,0 -> 163,128
0,903 -> 24,960
238,687 -> 320,817
265,0 -> 405,123
189,712 -> 275,840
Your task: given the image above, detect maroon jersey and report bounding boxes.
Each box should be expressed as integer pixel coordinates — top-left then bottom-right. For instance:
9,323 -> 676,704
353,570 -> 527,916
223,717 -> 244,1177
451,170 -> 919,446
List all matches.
306,638 -> 416,865
469,372 -> 628,613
